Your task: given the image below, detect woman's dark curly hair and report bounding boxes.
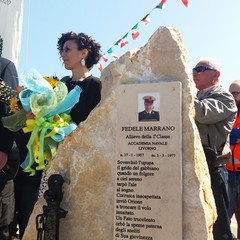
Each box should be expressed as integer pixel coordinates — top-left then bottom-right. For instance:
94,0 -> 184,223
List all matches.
57,32 -> 101,69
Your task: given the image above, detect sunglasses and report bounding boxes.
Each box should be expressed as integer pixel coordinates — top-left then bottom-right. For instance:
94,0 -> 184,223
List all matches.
192,66 -> 216,73
231,91 -> 240,97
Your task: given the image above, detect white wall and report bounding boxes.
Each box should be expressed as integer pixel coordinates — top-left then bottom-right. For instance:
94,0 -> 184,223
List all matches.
0,0 -> 23,68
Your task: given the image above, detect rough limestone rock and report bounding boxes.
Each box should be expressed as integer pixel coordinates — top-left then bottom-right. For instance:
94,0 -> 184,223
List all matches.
23,26 -> 216,240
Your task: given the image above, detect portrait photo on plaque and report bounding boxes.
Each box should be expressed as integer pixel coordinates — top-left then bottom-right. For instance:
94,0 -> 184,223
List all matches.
138,92 -> 160,122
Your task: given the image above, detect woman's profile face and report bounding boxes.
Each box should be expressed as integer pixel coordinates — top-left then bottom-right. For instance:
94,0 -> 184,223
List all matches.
60,40 -> 84,70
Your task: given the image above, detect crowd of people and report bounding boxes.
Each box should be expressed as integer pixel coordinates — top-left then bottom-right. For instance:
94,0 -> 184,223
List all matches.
0,32 -> 240,240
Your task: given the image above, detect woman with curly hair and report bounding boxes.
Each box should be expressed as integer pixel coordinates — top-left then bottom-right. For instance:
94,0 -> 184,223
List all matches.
57,31 -> 102,124
10,32 -> 102,239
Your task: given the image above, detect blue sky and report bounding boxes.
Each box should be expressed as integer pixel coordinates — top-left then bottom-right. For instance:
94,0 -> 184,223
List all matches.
19,0 -> 240,90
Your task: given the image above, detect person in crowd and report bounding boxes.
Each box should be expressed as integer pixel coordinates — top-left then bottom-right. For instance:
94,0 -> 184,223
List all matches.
227,80 -> 240,239
0,56 -> 20,240
58,31 -> 102,124
10,129 -> 40,239
138,95 -> 160,122
193,57 -> 237,240
10,31 -> 102,239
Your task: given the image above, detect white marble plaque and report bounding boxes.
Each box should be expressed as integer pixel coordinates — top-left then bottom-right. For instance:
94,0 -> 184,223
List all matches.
114,82 -> 182,240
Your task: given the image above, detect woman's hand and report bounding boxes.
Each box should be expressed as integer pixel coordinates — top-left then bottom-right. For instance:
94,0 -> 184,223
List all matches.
0,151 -> 7,170
16,85 -> 24,93
26,111 -> 35,120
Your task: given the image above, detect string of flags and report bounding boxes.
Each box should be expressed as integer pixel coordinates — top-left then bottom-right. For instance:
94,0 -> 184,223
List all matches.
97,0 -> 188,72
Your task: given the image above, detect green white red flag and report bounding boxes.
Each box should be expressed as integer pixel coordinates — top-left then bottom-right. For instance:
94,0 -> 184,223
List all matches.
97,63 -> 103,72
97,0 -> 189,72
141,14 -> 150,25
156,0 -> 167,9
181,0 -> 188,7
107,48 -> 119,59
131,24 -> 140,40
156,0 -> 188,8
102,55 -> 108,62
116,33 -> 129,48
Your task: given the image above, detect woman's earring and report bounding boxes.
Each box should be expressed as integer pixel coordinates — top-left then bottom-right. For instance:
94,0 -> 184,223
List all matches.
81,58 -> 85,66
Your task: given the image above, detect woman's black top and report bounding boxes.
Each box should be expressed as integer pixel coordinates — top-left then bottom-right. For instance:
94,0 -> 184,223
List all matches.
64,75 -> 102,124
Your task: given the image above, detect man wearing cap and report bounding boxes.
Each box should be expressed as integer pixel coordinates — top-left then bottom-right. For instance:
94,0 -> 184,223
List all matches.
138,96 -> 160,122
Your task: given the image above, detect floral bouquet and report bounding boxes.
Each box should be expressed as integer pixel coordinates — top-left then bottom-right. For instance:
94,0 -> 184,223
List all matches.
1,69 -> 82,176
0,80 -> 23,114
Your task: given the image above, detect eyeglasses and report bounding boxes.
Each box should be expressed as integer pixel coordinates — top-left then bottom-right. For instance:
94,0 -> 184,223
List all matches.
192,66 -> 216,73
231,91 -> 240,97
60,46 -> 78,54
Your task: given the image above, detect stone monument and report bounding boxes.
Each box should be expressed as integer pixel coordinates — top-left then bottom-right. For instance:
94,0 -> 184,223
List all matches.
23,26 -> 216,240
